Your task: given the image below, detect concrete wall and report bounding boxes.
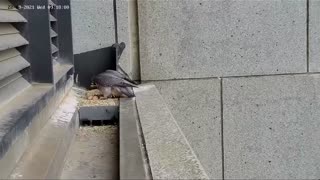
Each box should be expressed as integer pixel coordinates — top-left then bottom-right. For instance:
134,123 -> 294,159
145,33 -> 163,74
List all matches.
70,0 -> 320,178
138,0 -> 320,179
117,0 -> 140,80
71,0 -> 140,80
310,0 -> 320,72
139,0 -> 306,80
71,0 -> 115,54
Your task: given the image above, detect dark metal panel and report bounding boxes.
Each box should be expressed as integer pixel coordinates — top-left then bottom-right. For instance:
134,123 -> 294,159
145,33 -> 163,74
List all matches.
50,0 -> 59,62
74,47 -> 116,88
24,0 -> 53,83
56,0 -> 73,65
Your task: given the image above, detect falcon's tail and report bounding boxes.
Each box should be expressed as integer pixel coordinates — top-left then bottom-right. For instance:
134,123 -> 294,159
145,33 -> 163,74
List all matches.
120,87 -> 135,97
121,78 -> 139,88
118,66 -> 139,85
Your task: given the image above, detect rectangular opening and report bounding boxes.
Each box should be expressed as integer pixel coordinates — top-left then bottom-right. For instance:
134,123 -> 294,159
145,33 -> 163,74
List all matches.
78,106 -> 119,126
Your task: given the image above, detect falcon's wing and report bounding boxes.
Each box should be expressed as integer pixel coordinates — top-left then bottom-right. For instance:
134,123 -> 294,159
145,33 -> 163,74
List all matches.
116,77 -> 138,87
105,70 -> 126,79
119,86 -> 135,97
95,73 -> 138,88
105,70 -> 138,85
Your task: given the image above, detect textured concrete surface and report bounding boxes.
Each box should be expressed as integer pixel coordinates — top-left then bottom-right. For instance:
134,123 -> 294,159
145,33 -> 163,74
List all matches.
223,74 -> 320,179
134,84 -> 208,179
116,0 -> 140,80
309,0 -> 320,72
71,0 -> 115,54
119,98 -> 147,179
0,86 -> 53,179
117,0 -> 130,74
61,126 -> 118,179
153,79 -> 222,179
138,0 -> 306,80
0,74 -> 30,107
0,76 -> 73,179
10,91 -> 78,179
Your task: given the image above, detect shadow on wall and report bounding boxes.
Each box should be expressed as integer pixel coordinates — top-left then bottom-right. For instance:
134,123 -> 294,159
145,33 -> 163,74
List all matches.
74,47 -> 116,89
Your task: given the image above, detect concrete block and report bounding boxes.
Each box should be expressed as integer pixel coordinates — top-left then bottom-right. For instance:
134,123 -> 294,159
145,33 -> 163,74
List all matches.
223,74 -> 320,179
138,0 -> 307,80
119,98 -> 148,179
309,0 -> 320,72
116,0 -> 140,80
116,0 -> 130,74
0,85 -> 53,179
10,91 -> 79,179
134,84 -> 208,179
153,79 -> 222,179
71,0 -> 115,54
0,76 -> 73,179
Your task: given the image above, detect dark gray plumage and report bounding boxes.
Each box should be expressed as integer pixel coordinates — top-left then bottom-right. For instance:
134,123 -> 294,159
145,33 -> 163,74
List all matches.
105,70 -> 138,85
94,70 -> 137,98
95,71 -> 138,87
93,42 -> 138,98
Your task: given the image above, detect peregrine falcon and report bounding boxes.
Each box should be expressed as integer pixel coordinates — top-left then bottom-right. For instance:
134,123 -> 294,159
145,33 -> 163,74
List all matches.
93,42 -> 138,98
93,70 -> 138,98
105,69 -> 138,85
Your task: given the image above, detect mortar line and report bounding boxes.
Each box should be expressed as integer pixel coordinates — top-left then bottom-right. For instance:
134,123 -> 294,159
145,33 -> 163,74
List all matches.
113,0 -> 118,43
307,0 -> 310,72
134,0 -> 142,81
141,71 -> 320,82
220,78 -> 225,179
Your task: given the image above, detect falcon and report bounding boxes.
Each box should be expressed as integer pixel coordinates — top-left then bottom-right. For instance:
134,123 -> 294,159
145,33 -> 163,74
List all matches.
93,42 -> 138,98
93,71 -> 138,98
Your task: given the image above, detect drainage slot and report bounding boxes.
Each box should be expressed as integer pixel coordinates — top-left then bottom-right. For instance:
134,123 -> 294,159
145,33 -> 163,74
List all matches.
81,120 -> 91,126
78,106 -> 119,126
91,120 -> 102,126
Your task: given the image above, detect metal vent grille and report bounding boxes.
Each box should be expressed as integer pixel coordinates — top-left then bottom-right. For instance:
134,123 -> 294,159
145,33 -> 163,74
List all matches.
49,0 -> 59,65
0,0 -> 30,106
50,28 -> 57,38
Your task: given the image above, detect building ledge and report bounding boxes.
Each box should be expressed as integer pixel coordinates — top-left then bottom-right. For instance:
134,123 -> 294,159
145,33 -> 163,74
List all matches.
0,84 -> 54,160
53,63 -> 73,84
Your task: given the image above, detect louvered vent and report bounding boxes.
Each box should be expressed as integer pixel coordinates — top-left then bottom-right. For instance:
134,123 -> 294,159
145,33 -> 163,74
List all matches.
0,0 -> 30,106
49,0 -> 59,66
